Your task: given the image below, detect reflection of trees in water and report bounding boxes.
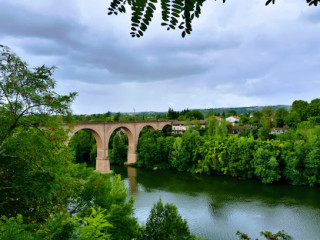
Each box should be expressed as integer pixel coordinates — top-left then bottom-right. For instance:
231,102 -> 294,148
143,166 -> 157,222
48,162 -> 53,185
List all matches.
121,167 -> 320,211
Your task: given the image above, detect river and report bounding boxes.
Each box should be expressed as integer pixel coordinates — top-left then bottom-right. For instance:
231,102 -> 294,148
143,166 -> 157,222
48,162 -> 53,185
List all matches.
111,166 -> 320,240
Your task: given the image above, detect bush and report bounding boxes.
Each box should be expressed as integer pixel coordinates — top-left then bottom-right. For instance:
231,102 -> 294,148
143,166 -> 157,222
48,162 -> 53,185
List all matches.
139,199 -> 199,240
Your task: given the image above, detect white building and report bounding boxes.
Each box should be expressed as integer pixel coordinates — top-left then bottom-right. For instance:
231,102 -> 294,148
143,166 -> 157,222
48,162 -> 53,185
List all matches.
226,116 -> 240,125
171,120 -> 206,134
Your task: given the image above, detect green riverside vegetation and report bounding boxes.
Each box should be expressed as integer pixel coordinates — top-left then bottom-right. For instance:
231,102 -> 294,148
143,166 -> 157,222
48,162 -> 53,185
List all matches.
135,103 -> 320,186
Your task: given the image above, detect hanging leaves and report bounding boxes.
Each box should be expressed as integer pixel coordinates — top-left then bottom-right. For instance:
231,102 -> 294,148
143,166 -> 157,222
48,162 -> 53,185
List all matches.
108,0 -> 320,37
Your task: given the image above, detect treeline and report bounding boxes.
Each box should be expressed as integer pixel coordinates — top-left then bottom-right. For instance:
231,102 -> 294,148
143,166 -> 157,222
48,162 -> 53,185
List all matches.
136,126 -> 320,186
135,98 -> 320,187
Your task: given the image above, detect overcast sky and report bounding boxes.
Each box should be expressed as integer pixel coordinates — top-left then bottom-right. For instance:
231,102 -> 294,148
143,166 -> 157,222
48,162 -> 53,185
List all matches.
0,0 -> 319,114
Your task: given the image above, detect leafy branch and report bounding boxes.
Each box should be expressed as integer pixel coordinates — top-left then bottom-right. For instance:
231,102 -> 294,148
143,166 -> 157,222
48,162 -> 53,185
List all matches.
108,0 -> 320,37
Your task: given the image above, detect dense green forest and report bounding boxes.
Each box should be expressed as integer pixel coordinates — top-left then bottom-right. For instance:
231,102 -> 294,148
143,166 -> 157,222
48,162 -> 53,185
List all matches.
135,100 -> 320,187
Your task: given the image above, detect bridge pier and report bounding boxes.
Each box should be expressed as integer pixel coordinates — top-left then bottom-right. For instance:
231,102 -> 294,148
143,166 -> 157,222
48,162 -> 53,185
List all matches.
127,152 -> 137,164
96,157 -> 110,173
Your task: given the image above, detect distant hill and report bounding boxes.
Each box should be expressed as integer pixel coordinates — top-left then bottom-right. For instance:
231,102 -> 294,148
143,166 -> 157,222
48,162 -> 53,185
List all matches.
121,105 -> 291,116
199,105 -> 291,115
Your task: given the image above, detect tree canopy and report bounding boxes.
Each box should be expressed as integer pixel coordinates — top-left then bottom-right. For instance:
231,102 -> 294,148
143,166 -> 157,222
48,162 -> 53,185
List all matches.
108,0 -> 320,38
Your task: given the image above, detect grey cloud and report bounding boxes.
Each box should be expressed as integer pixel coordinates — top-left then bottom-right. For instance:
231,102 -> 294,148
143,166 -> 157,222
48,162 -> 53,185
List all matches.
21,38 -> 69,56
0,3 -> 85,48
1,0 -> 320,114
0,2 -> 242,84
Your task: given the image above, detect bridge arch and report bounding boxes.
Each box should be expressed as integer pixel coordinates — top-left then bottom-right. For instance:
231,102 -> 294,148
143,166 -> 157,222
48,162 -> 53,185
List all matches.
66,124 -> 109,173
136,124 -> 156,139
106,125 -> 136,164
68,128 -> 104,159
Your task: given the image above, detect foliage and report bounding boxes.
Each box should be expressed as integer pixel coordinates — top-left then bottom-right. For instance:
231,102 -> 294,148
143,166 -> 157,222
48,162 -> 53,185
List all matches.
258,125 -> 271,141
239,114 -> 250,126
307,98 -> 320,118
170,137 -> 190,171
252,147 -> 281,184
168,107 -> 180,119
216,119 -> 228,138
69,129 -> 97,165
236,230 -> 292,240
0,46 -> 139,240
184,110 -> 204,120
205,117 -> 218,136
138,199 -> 198,240
291,100 -> 309,121
109,133 -> 128,165
0,215 -> 35,240
0,45 -> 76,221
275,107 -> 289,127
137,130 -> 174,168
261,107 -> 276,128
73,208 -> 112,240
284,111 -> 300,128
108,0 -> 320,38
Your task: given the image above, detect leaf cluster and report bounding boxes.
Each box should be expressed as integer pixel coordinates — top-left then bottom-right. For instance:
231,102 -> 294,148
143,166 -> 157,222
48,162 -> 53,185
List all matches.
108,0 -> 320,37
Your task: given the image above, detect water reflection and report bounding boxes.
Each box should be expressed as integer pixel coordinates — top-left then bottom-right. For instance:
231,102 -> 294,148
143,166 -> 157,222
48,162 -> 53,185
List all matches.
128,167 -> 138,194
112,166 -> 320,240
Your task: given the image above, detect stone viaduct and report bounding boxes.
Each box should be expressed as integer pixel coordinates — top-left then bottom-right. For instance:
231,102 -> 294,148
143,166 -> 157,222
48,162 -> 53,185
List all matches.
66,120 -> 172,173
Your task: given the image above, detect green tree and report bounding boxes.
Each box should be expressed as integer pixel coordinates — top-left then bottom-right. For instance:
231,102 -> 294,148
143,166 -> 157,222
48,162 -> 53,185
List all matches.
261,106 -> 275,128
0,46 -> 139,240
291,100 -> 309,121
69,130 -> 96,165
205,117 -> 218,136
139,199 -> 198,240
184,110 -> 204,120
0,45 -> 76,221
137,130 -> 172,168
307,98 -> 320,118
206,109 -> 215,118
239,114 -> 250,126
168,107 -> 179,119
252,148 -> 281,184
170,137 -> 190,171
284,111 -> 301,128
258,125 -> 271,140
114,112 -> 121,121
216,119 -> 228,138
275,107 -> 289,127
250,111 -> 263,127
110,133 -> 128,165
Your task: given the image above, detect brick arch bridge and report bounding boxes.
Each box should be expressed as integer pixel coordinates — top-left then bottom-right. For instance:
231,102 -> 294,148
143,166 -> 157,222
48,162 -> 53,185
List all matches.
66,120 -> 172,173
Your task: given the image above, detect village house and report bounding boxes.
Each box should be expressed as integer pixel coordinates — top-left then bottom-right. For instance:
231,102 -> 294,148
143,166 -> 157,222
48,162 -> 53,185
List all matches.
226,116 -> 240,126
232,125 -> 252,134
270,126 -> 289,134
171,120 -> 206,134
171,117 -> 222,134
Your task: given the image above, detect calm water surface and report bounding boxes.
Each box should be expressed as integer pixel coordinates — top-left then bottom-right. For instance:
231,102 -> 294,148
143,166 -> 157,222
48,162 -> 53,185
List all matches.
111,166 -> 320,240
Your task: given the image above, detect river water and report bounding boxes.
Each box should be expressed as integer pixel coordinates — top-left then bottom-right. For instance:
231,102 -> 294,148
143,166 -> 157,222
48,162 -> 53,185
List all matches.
111,166 -> 320,240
